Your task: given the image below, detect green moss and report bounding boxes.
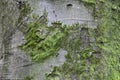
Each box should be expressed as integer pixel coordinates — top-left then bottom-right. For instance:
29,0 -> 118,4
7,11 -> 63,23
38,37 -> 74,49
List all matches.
23,76 -> 33,80
45,0 -> 120,80
20,0 -> 120,79
82,0 -> 96,4
20,17 -> 75,62
45,25 -> 102,80
89,0 -> 120,79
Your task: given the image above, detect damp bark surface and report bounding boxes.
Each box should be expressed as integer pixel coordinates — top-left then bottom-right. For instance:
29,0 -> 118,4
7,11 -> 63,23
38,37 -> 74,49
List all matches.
28,0 -> 97,80
29,0 -> 97,28
0,0 -> 97,80
0,0 -> 30,79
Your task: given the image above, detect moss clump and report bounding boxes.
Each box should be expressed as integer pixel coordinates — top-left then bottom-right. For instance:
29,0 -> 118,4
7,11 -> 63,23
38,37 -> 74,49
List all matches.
45,0 -> 120,80
45,25 -> 102,80
82,0 -> 96,4
20,16 -> 73,62
21,0 -> 120,79
23,76 -> 33,80
86,0 -> 120,80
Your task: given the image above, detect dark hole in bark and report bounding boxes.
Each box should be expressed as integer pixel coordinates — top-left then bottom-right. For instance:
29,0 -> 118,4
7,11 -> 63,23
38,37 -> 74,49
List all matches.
67,4 -> 73,7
